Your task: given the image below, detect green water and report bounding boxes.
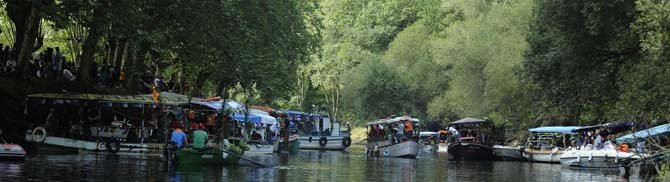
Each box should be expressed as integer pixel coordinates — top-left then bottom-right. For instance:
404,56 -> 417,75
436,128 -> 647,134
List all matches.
0,145 -> 644,181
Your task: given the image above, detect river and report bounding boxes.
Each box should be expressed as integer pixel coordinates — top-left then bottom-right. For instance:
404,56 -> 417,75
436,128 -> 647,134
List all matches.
0,145 -> 645,181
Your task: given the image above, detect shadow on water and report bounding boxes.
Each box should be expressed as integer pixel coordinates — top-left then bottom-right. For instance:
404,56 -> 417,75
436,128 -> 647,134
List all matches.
0,145 -> 649,181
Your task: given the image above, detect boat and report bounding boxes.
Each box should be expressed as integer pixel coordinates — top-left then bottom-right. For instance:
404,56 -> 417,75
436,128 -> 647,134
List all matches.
294,112 -> 352,151
522,126 -> 581,163
278,133 -> 300,153
493,145 -> 523,160
365,116 -> 420,158
447,118 -> 494,160
559,122 -> 639,169
560,143 -> 641,169
23,92 -> 199,156
0,131 -> 26,161
418,131 -> 439,153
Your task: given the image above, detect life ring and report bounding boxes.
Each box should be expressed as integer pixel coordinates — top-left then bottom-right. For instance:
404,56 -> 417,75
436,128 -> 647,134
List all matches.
383,149 -> 390,157
32,127 -> 47,143
319,137 -> 327,147
342,136 -> 352,147
106,139 -> 121,153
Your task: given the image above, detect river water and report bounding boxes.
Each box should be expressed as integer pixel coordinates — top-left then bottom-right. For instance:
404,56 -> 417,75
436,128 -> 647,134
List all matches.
0,145 -> 645,181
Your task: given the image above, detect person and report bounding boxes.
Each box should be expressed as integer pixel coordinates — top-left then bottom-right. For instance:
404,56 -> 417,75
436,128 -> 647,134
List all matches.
45,107 -> 58,134
4,56 -> 15,73
192,129 -> 208,149
396,122 -> 405,142
54,47 -> 63,79
404,121 -> 413,138
448,126 -> 459,144
63,67 -> 75,81
594,132 -> 604,150
170,127 -> 187,148
251,130 -> 262,141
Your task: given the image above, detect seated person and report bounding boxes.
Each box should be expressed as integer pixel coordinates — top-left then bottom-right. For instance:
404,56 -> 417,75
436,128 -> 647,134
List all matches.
170,127 -> 187,148
192,129 -> 209,149
250,130 -> 262,142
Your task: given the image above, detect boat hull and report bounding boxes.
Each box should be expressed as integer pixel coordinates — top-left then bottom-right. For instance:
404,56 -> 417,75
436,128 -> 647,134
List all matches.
493,145 -> 523,160
278,135 -> 300,153
299,136 -> 349,151
0,144 -> 26,161
523,149 -> 564,163
367,141 -> 419,158
176,148 -> 240,166
26,135 -> 164,156
448,143 -> 494,160
560,149 -> 641,169
245,142 -> 277,156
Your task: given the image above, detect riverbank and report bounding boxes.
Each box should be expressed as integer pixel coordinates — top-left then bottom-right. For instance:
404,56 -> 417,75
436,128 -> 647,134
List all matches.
350,127 -> 367,144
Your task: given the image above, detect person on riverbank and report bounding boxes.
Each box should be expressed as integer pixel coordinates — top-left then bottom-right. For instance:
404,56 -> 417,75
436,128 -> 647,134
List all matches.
171,127 -> 187,148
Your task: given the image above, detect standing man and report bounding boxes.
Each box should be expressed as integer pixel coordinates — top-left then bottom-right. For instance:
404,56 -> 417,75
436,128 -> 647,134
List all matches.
448,126 -> 459,144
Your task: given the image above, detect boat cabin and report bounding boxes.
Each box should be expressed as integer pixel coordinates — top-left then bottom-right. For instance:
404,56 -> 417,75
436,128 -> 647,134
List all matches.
449,118 -> 493,145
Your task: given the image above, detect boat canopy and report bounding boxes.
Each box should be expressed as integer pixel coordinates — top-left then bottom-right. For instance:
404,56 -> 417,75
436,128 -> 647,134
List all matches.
572,121 -> 634,133
249,108 -> 278,125
230,113 -> 262,124
528,126 -> 581,134
419,131 -> 439,137
449,117 -> 488,127
28,92 -> 203,106
616,123 -> 670,143
366,116 -> 420,126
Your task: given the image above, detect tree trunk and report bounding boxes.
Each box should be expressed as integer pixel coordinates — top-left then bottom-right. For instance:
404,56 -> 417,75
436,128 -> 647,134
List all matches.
78,0 -> 110,81
17,7 -> 39,79
107,38 -> 115,67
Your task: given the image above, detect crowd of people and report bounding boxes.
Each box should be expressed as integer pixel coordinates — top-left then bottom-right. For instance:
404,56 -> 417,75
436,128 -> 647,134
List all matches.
367,118 -> 415,144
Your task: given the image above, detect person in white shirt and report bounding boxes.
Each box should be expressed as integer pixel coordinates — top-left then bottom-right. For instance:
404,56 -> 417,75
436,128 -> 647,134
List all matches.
63,68 -> 75,81
448,126 -> 460,144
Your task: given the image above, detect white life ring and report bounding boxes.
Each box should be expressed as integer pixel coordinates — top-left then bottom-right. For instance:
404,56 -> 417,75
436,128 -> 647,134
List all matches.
383,149 -> 390,157
32,127 -> 47,143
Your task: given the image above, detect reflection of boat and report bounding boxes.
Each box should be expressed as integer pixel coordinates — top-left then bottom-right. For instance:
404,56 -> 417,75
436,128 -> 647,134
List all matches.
176,148 -> 241,166
365,116 -> 420,158
560,143 -> 641,169
447,118 -> 494,160
493,145 -> 523,160
522,126 -> 580,163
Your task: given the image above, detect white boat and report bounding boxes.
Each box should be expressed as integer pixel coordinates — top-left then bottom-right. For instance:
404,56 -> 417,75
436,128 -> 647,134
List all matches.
367,140 -> 420,158
437,143 -> 448,153
26,129 -> 164,156
493,145 -> 523,160
522,126 -> 581,163
297,113 -> 352,151
245,142 -> 278,156
560,143 -> 642,169
523,147 -> 564,163
365,116 -> 420,158
300,136 -> 351,150
0,132 -> 26,161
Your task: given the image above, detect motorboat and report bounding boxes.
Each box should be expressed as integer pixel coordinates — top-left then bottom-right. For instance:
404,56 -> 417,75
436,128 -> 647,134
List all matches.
493,145 -> 523,160
0,132 -> 26,161
291,112 -> 352,151
447,118 -> 494,160
560,143 -> 642,169
522,126 -> 581,163
365,116 -> 420,158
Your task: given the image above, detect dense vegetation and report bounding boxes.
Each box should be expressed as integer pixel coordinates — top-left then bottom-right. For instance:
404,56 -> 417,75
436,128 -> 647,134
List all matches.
2,0 -> 670,137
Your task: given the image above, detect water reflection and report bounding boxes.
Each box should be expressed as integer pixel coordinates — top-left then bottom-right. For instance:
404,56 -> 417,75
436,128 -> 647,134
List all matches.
0,145 -> 646,181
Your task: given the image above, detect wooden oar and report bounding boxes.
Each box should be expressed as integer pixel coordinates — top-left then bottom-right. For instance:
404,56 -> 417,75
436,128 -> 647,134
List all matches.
220,149 -> 272,168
